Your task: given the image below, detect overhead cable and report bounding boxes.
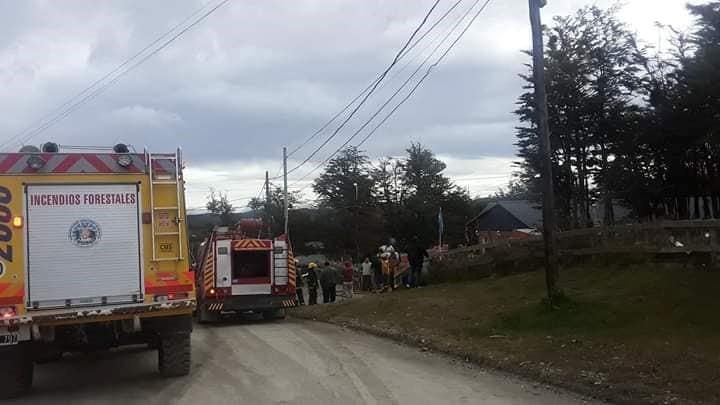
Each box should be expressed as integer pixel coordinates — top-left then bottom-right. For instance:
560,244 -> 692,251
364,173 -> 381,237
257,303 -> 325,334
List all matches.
1,0 -> 231,151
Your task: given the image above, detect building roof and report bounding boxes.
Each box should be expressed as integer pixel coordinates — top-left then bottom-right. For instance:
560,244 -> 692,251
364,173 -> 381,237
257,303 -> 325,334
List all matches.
468,200 -> 543,229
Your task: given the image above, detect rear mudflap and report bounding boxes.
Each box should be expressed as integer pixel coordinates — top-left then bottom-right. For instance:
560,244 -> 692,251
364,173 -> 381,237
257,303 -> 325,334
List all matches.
205,296 -> 296,314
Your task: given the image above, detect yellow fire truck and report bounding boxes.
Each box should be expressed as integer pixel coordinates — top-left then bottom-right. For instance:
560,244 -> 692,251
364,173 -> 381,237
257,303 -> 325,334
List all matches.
0,143 -> 194,398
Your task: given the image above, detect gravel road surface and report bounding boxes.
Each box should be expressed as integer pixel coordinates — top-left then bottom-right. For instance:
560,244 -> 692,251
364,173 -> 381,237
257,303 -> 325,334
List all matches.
10,319 -> 598,404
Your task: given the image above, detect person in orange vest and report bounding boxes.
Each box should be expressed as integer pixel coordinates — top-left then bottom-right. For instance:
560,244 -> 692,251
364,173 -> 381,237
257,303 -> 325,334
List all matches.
379,240 -> 398,292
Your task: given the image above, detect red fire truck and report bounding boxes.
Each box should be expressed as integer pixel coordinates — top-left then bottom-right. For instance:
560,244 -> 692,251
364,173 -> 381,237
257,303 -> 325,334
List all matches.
195,219 -> 297,322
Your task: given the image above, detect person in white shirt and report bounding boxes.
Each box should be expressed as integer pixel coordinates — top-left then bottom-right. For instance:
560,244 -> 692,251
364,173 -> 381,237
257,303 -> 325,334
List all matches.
361,257 -> 373,291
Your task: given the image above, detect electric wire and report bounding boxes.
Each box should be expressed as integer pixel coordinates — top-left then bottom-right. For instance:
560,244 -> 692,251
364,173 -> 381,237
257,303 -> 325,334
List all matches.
289,0 -> 492,190
1,0 -> 231,151
283,0 -> 465,162
355,0 -> 493,150
278,0 -> 442,178
1,2 -> 212,151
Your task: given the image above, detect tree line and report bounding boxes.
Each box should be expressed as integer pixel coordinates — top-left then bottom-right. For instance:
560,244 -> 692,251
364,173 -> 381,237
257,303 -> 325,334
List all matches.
248,143 -> 476,257
515,2 -> 720,228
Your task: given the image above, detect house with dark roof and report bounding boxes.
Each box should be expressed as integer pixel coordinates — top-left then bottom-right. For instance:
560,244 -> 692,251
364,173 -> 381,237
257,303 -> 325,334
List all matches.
465,200 -> 542,243
464,199 -> 635,244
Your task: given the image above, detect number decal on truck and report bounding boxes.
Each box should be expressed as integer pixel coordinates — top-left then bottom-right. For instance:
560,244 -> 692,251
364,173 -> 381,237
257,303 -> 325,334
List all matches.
0,186 -> 13,263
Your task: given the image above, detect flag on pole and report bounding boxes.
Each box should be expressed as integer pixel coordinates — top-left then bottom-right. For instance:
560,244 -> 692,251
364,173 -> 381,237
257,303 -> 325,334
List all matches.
438,207 -> 444,236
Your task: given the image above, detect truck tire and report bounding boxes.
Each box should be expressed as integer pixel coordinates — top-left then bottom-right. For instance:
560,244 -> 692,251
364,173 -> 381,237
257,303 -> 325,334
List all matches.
0,345 -> 34,399
262,308 -> 286,320
158,333 -> 191,377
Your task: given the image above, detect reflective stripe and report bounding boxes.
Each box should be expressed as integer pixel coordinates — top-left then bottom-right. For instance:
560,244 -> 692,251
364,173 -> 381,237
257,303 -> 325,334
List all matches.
232,239 -> 272,250
203,246 -> 215,292
0,153 -> 178,175
287,251 -> 296,288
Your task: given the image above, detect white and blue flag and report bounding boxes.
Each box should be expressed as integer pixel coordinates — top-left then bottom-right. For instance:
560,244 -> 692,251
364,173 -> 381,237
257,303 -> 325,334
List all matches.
438,207 -> 444,236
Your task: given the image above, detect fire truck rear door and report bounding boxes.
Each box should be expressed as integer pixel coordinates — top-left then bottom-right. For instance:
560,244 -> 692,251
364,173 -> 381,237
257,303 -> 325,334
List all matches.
25,184 -> 143,309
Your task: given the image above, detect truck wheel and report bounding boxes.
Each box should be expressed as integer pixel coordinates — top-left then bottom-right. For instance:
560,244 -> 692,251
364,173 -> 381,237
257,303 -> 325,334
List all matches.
0,345 -> 34,399
158,333 -> 191,377
262,308 -> 286,320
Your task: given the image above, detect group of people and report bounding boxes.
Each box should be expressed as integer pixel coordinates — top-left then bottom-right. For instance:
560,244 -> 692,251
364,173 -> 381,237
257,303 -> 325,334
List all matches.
296,260 -> 354,305
295,238 -> 430,305
369,237 -> 429,292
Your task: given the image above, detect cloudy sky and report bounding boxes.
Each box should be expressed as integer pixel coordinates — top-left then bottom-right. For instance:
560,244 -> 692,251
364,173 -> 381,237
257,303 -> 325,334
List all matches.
0,0 -> 695,210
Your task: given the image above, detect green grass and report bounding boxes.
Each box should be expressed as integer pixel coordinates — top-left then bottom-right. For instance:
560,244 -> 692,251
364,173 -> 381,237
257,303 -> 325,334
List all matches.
494,296 -> 630,335
296,263 -> 720,404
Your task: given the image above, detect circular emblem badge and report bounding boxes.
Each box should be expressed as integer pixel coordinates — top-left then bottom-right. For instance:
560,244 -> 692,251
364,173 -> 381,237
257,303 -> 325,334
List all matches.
69,219 -> 101,247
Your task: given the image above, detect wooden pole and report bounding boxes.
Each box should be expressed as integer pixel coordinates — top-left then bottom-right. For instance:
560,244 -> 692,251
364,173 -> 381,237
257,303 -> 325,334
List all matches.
265,170 -> 271,237
283,147 -> 289,238
529,0 -> 560,301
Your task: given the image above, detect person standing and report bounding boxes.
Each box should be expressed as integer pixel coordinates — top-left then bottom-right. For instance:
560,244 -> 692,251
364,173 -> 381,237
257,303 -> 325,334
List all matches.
361,257 -> 373,291
306,262 -> 319,305
296,264 -> 306,306
371,254 -> 382,292
320,262 -> 337,303
379,240 -> 398,292
342,261 -> 354,299
408,239 -> 429,288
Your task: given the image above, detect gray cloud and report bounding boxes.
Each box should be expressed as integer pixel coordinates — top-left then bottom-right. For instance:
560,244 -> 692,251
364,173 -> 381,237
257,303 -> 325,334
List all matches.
0,0 -> 694,203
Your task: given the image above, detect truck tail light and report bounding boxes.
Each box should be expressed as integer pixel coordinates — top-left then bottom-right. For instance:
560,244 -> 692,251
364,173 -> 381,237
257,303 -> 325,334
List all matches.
206,287 -> 230,298
0,306 -> 16,318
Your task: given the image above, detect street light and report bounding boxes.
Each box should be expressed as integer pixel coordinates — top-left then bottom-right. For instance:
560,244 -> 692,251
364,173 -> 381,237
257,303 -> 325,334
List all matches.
353,182 -> 358,201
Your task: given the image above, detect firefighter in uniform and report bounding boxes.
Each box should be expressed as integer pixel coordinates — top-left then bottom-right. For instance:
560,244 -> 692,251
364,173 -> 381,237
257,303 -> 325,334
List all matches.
306,262 -> 319,305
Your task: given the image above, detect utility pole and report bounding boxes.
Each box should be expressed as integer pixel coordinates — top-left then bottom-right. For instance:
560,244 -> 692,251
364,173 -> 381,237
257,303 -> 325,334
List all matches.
353,182 -> 359,262
265,170 -> 271,237
283,147 -> 289,238
529,0 -> 559,301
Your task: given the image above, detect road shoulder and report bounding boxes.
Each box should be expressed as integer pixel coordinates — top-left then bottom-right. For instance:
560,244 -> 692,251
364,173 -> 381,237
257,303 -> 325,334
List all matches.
289,315 -> 601,405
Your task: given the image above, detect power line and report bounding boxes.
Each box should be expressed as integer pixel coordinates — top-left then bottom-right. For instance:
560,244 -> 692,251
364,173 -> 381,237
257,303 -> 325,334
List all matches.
355,0 -> 493,149
1,3 -> 213,151
279,0 -> 442,178
289,0 -> 492,189
288,0 -> 481,187
284,0 -> 465,162
1,0 -> 231,151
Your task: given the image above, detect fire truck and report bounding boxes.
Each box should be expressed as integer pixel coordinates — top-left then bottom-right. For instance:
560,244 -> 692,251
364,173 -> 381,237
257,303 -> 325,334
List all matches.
0,143 -> 195,398
195,219 -> 297,322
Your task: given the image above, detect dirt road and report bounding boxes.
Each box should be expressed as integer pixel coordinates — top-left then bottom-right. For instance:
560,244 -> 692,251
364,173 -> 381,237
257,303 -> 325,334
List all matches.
11,319 -> 596,404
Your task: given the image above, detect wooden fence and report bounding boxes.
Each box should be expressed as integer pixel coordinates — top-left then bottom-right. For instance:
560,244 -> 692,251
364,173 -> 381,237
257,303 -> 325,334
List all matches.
429,221 -> 720,281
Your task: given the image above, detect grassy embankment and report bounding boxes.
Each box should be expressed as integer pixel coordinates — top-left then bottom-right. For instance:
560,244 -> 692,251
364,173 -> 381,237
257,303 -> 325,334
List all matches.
295,264 -> 720,404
